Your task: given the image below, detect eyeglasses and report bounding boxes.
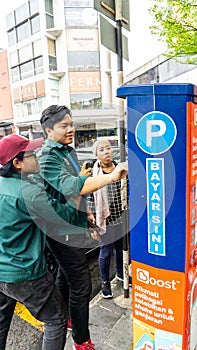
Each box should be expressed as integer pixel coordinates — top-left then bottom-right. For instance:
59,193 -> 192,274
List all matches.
23,151 -> 37,159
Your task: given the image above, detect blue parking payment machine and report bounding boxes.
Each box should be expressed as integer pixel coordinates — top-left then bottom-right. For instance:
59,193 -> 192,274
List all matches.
117,83 -> 197,271
117,84 -> 197,349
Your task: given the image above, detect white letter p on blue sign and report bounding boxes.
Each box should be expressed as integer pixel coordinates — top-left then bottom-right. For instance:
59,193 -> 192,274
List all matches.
146,120 -> 166,147
135,111 -> 177,155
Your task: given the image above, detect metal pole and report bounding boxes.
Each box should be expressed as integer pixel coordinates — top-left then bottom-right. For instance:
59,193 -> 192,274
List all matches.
115,0 -> 129,298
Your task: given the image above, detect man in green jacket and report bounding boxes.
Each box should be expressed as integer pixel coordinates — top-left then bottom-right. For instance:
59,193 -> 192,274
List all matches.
39,105 -> 128,350
0,134 -> 81,350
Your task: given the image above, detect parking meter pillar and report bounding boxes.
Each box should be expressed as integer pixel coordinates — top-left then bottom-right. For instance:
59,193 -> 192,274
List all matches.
117,83 -> 197,349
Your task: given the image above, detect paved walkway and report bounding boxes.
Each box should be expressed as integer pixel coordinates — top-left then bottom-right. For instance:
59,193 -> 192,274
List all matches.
65,278 -> 133,350
6,277 -> 132,349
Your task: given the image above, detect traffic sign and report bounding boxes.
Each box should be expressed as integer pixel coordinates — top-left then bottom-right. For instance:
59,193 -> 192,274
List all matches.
135,111 -> 177,155
100,15 -> 129,60
94,0 -> 130,31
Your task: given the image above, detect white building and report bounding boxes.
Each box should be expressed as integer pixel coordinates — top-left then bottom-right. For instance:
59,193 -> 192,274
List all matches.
6,0 -> 131,145
7,0 -> 196,144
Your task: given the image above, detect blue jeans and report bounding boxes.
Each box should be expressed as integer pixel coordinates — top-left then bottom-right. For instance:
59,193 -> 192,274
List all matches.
0,272 -> 67,350
99,223 -> 123,281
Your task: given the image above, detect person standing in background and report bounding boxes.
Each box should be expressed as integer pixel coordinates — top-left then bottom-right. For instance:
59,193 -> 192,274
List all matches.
88,138 -> 130,299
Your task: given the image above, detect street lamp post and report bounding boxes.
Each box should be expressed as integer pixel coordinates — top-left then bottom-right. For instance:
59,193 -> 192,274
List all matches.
115,0 -> 129,299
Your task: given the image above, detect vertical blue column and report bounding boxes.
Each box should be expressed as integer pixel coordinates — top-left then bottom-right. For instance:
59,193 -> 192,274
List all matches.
117,83 -> 197,272
117,83 -> 197,350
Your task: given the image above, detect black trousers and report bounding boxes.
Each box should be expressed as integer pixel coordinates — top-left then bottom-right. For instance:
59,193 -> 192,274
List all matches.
46,236 -> 92,344
0,273 -> 67,350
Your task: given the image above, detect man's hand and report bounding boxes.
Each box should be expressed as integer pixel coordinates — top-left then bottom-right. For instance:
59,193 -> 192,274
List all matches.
87,208 -> 95,223
79,162 -> 92,177
91,231 -> 99,240
87,209 -> 98,239
110,162 -> 128,182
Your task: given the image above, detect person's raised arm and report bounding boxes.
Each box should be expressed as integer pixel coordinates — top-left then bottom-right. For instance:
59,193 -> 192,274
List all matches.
80,163 -> 128,195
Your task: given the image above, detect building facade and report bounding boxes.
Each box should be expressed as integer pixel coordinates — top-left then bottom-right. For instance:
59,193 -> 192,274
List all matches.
6,0 -> 130,145
0,49 -> 13,137
125,54 -> 197,86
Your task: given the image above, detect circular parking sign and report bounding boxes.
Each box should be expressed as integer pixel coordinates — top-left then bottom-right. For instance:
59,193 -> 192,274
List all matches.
135,111 -> 177,155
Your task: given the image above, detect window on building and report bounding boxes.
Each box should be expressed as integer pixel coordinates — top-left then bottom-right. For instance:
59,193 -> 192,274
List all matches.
11,67 -> 20,83
64,7 -> 97,26
67,51 -> 100,70
96,129 -> 118,146
45,0 -> 54,28
9,40 -> 43,82
46,14 -> 54,28
33,39 -> 42,57
49,79 -> 59,104
14,97 -> 46,119
37,97 -> 46,113
47,39 -> 57,71
18,44 -> 32,64
31,15 -> 41,34
50,79 -> 59,95
29,0 -> 39,16
47,39 -> 56,56
34,57 -> 44,75
10,51 -> 19,67
6,12 -> 15,30
70,93 -> 101,110
14,103 -> 24,119
20,61 -> 34,80
64,0 -> 93,7
7,3 -> 40,46
15,3 -> 29,25
48,56 -> 57,71
7,29 -> 16,47
23,100 -> 37,116
16,21 -> 30,42
97,128 -> 117,137
45,0 -> 53,14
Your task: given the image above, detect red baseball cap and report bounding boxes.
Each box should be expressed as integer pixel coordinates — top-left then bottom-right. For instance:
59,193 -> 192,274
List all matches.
0,134 -> 43,166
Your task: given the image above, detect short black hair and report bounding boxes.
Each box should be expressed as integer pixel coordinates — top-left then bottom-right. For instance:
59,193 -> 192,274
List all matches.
0,152 -> 24,177
40,105 -> 72,138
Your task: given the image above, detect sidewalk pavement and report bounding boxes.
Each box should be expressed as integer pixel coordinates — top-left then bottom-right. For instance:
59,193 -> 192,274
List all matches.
65,278 -> 133,350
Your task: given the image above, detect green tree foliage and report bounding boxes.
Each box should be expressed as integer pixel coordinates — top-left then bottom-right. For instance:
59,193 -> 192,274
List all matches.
149,0 -> 197,64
